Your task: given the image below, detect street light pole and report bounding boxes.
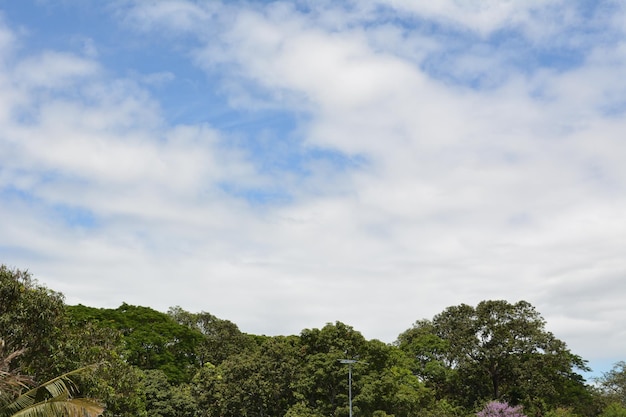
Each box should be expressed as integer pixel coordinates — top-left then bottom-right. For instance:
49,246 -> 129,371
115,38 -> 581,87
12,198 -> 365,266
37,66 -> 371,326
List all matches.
339,359 -> 358,417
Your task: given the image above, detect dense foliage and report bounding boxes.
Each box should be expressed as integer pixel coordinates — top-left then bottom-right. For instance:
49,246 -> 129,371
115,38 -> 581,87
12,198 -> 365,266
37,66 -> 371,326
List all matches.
1,265 -> 622,417
0,265 -> 66,380
396,300 -> 595,415
0,366 -> 104,417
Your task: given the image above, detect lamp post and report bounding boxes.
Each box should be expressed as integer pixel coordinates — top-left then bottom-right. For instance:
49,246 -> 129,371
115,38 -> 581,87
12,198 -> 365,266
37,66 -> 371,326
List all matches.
339,359 -> 358,417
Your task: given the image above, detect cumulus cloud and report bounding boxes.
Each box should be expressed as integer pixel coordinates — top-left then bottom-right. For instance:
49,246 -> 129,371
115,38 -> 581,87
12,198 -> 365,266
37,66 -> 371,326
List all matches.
13,51 -> 99,88
115,0 -> 216,33
113,0 -> 626,348
1,0 -> 625,378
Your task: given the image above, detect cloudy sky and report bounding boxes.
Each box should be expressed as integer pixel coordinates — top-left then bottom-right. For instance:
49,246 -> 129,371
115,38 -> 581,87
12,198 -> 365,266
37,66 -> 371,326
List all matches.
1,0 -> 625,378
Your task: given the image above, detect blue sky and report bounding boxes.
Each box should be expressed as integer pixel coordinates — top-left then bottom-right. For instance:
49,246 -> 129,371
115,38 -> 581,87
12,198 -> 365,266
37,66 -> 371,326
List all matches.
1,0 -> 626,381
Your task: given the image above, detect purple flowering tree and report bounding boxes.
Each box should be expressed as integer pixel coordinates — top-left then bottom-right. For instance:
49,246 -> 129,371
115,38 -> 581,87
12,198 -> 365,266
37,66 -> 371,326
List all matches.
477,401 -> 526,417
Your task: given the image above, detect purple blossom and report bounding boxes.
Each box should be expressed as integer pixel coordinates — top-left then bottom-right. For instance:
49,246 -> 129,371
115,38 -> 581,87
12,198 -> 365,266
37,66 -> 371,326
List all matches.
477,401 -> 526,417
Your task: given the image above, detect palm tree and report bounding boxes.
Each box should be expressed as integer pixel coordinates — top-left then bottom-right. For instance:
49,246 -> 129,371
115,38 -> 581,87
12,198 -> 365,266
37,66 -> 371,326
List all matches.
0,366 -> 104,417
0,339 -> 103,417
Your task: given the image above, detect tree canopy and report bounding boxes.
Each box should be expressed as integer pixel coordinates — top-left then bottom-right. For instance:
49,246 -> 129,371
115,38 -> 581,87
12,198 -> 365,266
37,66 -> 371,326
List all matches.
597,361 -> 626,413
1,264 -> 617,417
397,300 -> 593,414
0,266 -> 66,380
67,303 -> 204,383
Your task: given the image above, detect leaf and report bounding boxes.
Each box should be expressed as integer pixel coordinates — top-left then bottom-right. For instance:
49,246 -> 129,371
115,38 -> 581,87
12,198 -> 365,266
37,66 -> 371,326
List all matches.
9,398 -> 103,417
1,365 -> 103,417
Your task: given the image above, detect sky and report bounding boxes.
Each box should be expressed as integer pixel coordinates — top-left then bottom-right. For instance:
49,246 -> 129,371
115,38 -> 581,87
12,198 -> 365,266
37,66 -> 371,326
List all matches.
0,0 -> 625,380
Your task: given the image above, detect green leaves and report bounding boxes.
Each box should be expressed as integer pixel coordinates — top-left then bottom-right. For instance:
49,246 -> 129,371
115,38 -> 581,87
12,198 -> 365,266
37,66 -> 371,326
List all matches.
597,362 -> 626,407
2,265 -> 610,417
8,398 -> 103,417
0,367 -> 103,417
0,266 -> 66,379
397,300 -> 593,412
66,304 -> 204,383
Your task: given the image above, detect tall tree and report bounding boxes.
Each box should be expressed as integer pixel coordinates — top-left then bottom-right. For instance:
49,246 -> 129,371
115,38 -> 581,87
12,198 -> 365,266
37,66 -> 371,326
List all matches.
355,339 -> 433,417
0,266 -> 66,380
67,303 -> 203,383
296,322 -> 368,416
204,335 -> 301,417
397,300 -> 592,412
167,307 -> 253,366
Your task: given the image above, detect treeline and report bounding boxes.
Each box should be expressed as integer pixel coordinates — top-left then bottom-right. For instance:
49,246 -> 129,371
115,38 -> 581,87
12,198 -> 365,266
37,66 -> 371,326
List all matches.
2,265 -> 626,417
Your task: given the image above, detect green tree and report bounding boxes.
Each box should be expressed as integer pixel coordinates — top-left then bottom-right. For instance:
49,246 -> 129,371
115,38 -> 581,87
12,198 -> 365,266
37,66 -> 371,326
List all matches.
0,266 -> 66,380
191,363 -> 224,417
395,319 -> 454,399
214,336 -> 301,417
0,266 -> 144,417
398,300 -> 592,412
284,402 -> 325,417
419,399 -> 467,417
0,361 -> 103,417
597,362 -> 626,406
167,307 -> 253,366
56,321 -> 145,417
296,322 -> 368,417
66,303 -> 203,383
352,339 -> 433,417
141,369 -> 196,417
87,362 -> 145,417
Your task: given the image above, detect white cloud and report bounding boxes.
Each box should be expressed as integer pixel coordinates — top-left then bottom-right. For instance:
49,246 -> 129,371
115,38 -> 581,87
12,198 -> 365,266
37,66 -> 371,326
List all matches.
384,0 -> 572,39
0,18 -> 15,58
177,1 -> 626,352
14,51 -> 99,89
1,1 -> 626,379
116,0 -> 216,33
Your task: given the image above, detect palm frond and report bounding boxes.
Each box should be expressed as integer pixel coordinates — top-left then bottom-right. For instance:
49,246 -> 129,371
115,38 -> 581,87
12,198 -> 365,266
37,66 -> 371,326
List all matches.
1,365 -> 103,417
8,397 -> 104,417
